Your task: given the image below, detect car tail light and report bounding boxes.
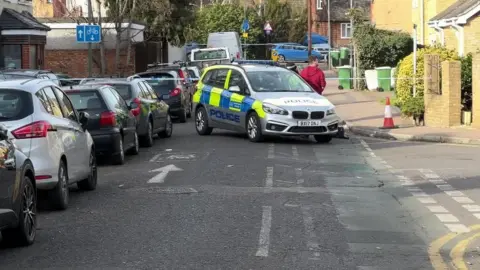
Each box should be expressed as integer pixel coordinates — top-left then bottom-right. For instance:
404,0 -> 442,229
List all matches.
12,121 -> 53,139
170,88 -> 181,97
100,111 -> 117,127
131,107 -> 140,117
35,175 -> 52,180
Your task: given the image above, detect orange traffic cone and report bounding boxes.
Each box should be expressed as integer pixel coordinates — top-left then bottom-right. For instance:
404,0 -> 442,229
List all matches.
383,97 -> 395,128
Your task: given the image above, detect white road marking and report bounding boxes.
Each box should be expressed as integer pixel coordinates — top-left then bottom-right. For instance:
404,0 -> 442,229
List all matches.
369,152 -> 376,157
474,213 -> 480,219
385,165 -> 393,169
284,203 -> 299,207
424,173 -> 441,179
419,169 -> 434,173
276,180 -> 294,184
268,144 -> 275,159
301,206 -> 319,250
436,184 -> 454,191
360,140 -> 369,148
462,205 -> 480,212
265,167 -> 274,188
445,224 -> 470,233
407,187 -> 422,192
426,205 -> 449,213
435,214 -> 459,223
411,192 -> 429,197
255,206 -> 272,257
149,154 -> 161,162
292,145 -> 299,159
452,197 -> 474,204
418,197 -> 437,204
400,180 -> 415,186
445,191 -> 466,197
295,168 -> 304,185
147,164 -> 183,183
396,175 -> 409,180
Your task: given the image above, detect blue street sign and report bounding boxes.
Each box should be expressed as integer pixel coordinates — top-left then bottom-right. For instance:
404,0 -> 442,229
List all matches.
242,19 -> 250,32
76,25 -> 101,43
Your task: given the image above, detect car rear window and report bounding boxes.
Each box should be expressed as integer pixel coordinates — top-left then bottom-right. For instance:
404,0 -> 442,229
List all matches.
65,90 -> 106,111
138,74 -> 176,95
89,83 -> 132,100
187,70 -> 196,78
0,89 -> 33,121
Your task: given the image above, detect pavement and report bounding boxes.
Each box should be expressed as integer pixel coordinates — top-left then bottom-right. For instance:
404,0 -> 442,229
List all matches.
323,77 -> 480,146
2,116 -> 480,269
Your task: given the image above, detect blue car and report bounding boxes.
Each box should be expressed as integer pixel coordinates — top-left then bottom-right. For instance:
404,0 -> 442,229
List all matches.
271,44 -> 323,62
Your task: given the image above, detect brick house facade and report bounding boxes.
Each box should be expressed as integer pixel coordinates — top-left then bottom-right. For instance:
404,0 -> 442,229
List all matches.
0,8 -> 50,69
309,0 -> 370,48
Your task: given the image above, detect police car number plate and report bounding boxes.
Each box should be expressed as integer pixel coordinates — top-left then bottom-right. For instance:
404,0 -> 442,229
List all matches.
297,120 -> 322,126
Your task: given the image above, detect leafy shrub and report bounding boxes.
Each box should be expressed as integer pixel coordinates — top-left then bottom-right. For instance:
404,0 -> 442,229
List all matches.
461,53 -> 472,111
393,46 -> 458,115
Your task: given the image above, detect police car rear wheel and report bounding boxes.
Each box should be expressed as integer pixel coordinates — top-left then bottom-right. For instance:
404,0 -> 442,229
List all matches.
314,135 -> 332,143
196,107 -> 213,135
247,112 -> 263,142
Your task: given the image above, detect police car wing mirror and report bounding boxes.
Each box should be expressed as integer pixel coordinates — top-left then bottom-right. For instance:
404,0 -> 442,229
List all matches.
228,85 -> 241,92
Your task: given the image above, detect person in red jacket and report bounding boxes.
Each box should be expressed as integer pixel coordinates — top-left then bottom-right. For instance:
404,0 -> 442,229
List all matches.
300,55 -> 326,95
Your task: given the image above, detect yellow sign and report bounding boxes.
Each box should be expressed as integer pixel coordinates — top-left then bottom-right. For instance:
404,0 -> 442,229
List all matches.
242,32 -> 248,38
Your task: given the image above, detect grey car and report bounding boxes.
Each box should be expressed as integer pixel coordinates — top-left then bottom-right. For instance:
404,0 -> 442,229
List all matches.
0,124 -> 37,246
83,78 -> 171,147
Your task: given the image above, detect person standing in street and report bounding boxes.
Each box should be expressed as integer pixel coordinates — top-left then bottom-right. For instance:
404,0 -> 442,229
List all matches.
300,55 -> 326,95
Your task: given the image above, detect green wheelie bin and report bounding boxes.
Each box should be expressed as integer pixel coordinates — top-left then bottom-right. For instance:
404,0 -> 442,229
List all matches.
338,65 -> 352,90
376,66 -> 392,91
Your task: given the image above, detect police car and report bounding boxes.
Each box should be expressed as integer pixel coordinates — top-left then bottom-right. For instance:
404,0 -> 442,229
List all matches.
192,64 -> 341,143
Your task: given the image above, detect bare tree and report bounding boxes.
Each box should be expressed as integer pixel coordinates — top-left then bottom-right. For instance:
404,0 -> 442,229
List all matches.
96,0 -> 107,75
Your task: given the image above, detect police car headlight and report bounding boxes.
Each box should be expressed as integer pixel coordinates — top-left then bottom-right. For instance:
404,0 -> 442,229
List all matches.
326,108 -> 335,116
263,103 -> 288,115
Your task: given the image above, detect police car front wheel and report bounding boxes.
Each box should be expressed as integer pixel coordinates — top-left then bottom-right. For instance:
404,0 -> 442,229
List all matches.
195,107 -> 213,135
246,112 -> 263,142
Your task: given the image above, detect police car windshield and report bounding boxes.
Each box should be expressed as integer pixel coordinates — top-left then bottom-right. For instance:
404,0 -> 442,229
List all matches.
246,70 -> 313,93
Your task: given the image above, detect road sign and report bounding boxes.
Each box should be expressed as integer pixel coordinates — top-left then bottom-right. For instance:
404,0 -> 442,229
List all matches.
76,25 -> 101,43
242,32 -> 248,38
242,19 -> 250,32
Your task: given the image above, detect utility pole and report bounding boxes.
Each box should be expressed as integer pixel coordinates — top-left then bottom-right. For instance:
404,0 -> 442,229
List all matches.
307,0 -> 312,56
87,0 -> 94,77
350,0 -> 356,88
327,0 -> 331,69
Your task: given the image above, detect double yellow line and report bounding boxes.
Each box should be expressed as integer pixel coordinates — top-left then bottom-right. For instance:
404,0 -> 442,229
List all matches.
429,224 -> 480,269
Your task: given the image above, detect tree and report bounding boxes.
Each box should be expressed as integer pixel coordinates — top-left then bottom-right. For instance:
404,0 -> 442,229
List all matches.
104,0 -> 133,73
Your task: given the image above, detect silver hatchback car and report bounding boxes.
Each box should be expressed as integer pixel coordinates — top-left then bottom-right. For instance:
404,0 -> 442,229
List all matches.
0,79 -> 97,210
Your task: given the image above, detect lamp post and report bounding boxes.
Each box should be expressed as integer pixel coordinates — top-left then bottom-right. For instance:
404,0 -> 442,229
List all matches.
307,0 -> 312,56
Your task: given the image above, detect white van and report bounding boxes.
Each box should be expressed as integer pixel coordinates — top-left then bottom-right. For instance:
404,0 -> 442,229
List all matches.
207,32 -> 243,60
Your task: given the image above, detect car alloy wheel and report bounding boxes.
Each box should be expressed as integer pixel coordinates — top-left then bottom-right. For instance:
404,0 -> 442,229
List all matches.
133,132 -> 139,153
89,152 -> 97,186
196,109 -> 205,131
166,114 -> 172,136
247,116 -> 258,139
59,164 -> 68,205
22,178 -> 36,241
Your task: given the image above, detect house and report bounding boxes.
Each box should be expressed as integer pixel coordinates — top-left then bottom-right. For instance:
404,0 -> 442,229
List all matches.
0,0 -> 51,69
428,0 -> 480,56
311,0 -> 371,48
370,0 -> 412,34
33,0 -> 106,17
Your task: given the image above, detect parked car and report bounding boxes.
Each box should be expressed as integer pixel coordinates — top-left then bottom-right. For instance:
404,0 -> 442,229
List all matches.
82,78 -> 172,146
136,71 -> 191,123
187,66 -> 201,84
0,69 -> 61,86
143,63 -> 195,112
64,84 -> 143,165
0,79 -> 96,210
0,124 -> 37,246
271,44 -> 323,62
56,73 -> 80,87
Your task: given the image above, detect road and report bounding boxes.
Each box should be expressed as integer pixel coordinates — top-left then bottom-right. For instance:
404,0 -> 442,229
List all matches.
1,119 -> 479,269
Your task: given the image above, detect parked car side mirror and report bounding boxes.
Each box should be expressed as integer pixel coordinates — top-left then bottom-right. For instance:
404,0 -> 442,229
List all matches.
129,101 -> 140,116
79,111 -> 90,128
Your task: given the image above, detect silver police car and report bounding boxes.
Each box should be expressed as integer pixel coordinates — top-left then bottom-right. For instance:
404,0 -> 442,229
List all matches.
193,64 -> 341,143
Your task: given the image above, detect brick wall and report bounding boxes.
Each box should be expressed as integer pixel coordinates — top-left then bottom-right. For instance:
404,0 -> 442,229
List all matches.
45,48 -> 136,77
472,54 -> 480,128
424,54 -> 462,127
21,45 -> 30,69
463,16 -> 480,54
313,22 -> 351,47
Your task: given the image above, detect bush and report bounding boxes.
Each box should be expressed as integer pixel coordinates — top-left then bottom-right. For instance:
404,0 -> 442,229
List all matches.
394,46 -> 458,116
461,53 -> 472,111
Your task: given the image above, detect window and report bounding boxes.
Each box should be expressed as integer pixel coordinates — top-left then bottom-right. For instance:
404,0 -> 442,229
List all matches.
213,69 -> 229,88
0,90 -> 33,121
341,23 -> 352,39
108,84 -> 132,100
66,91 -> 105,111
102,87 -> 121,110
316,0 -> 323,10
36,89 -> 54,115
3,45 -> 22,69
53,88 -> 77,121
42,87 -> 64,117
142,82 -> 159,99
137,82 -> 151,99
228,70 -> 247,93
246,70 -> 313,93
29,45 -> 37,69
109,88 -> 129,111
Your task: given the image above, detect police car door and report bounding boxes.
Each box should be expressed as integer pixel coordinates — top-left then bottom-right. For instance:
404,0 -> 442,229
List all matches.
225,69 -> 248,130
205,68 -> 236,128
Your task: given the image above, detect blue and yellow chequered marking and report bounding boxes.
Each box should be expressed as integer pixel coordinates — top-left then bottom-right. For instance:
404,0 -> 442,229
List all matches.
193,83 -> 265,118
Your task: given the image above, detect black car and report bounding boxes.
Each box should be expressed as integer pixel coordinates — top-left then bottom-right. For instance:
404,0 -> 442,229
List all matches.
136,71 -> 192,122
64,85 -> 139,165
0,124 -> 37,246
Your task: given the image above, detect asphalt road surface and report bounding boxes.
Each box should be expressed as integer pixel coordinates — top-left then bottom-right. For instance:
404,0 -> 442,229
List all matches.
1,119 -> 479,270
